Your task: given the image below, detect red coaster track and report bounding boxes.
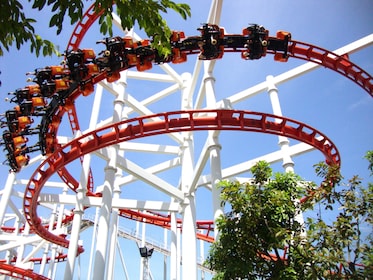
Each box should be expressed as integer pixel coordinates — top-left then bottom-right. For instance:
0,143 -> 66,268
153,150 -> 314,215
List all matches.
23,109 -> 341,251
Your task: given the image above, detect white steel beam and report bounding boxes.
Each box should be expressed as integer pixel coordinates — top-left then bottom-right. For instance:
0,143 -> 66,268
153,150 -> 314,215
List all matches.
0,234 -> 48,252
116,157 -> 181,186
92,147 -> 117,280
159,63 -> 184,85
117,156 -> 184,201
198,140 -> 319,188
123,83 -> 180,115
38,194 -> 180,212
126,70 -> 177,83
7,200 -> 25,223
119,142 -> 180,154
124,93 -> 184,144
188,138 -> 212,194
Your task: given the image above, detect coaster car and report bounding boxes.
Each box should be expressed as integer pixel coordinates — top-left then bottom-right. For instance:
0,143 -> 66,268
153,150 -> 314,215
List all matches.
197,24 -> 225,60
65,49 -> 97,81
241,24 -> 269,60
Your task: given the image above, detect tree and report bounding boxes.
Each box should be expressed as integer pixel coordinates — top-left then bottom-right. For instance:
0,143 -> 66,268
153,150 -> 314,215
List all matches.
206,155 -> 373,279
0,0 -> 191,57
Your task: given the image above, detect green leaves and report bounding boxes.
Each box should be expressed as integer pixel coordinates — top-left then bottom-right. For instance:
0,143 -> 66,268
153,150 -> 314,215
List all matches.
0,0 -> 59,56
96,0 -> 191,57
365,150 -> 373,175
207,162 -> 305,279
250,160 -> 272,184
1,0 -> 190,57
46,0 -> 83,34
206,157 -> 373,279
29,34 -> 58,57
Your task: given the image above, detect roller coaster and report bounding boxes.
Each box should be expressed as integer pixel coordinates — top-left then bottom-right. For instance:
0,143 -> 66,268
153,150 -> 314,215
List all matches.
0,1 -> 372,279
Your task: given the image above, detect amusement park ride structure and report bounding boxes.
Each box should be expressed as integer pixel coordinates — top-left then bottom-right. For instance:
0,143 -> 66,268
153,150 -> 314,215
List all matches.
0,1 -> 372,279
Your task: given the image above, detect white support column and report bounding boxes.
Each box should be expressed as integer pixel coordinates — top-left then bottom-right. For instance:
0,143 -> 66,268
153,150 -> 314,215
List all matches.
204,65 -> 223,240
92,147 -> 117,280
177,226 -> 181,279
64,153 -> 91,280
266,75 -> 305,238
47,243 -> 58,279
170,212 -> 177,280
107,78 -> 127,280
209,138 -> 223,240
87,207 -> 100,280
266,75 -> 294,172
64,207 -> 84,279
0,172 -> 16,227
15,223 -> 30,267
181,133 -> 197,279
48,186 -> 68,279
199,233 -> 205,280
40,204 -> 58,275
140,221 -> 146,280
89,83 -> 103,129
180,70 -> 197,279
116,240 -> 130,280
163,227 -> 167,280
9,217 -> 21,265
85,84 -> 105,280
106,183 -> 120,280
181,193 -> 197,280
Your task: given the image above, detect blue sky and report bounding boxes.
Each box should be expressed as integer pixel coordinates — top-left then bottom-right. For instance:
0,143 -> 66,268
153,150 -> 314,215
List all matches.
0,0 -> 372,279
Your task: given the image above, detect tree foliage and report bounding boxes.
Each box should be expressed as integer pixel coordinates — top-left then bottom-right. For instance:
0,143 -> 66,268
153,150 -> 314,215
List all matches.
206,155 -> 373,279
0,0 -> 191,57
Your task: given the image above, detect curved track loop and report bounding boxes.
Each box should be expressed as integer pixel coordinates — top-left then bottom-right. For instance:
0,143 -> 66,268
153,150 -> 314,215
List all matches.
23,109 -> 341,251
67,4 -> 104,51
118,209 -> 215,242
0,263 -> 49,280
28,3 -> 372,195
286,41 -> 373,96
41,35 -> 372,194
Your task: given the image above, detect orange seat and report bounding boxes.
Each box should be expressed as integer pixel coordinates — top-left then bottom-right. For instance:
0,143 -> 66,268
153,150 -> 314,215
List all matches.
171,31 -> 185,42
242,28 -> 250,36
18,116 -> 32,129
172,48 -> 187,64
87,64 -> 100,75
14,105 -> 21,113
82,49 -> 96,60
135,39 -> 150,47
136,60 -> 152,72
276,31 -> 291,40
15,154 -> 29,168
82,83 -> 94,96
123,37 -> 134,48
55,79 -> 70,91
32,97 -> 46,107
50,65 -> 64,76
27,84 -> 41,95
107,72 -> 121,83
13,136 -> 28,147
127,54 -> 138,66
274,53 -> 288,62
